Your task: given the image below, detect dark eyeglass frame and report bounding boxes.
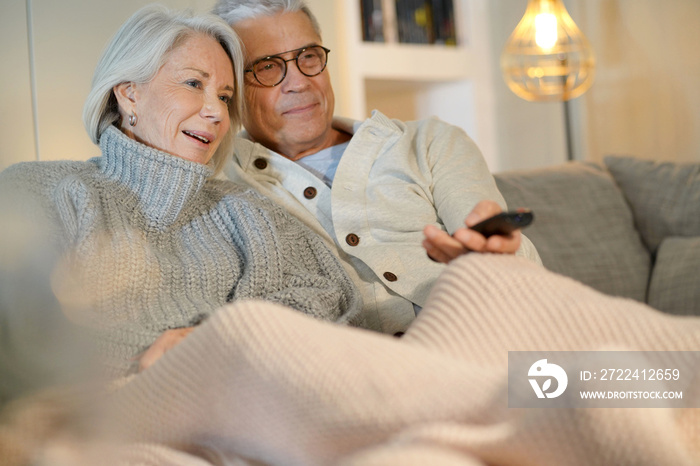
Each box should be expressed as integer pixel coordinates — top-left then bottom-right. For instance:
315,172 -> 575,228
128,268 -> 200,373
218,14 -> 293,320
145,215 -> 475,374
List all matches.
244,45 -> 331,87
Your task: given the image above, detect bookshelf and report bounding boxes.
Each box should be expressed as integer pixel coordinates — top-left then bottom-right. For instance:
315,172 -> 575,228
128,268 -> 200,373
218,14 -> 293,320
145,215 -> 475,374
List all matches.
361,0 -> 458,46
328,0 -> 499,169
338,0 -> 471,114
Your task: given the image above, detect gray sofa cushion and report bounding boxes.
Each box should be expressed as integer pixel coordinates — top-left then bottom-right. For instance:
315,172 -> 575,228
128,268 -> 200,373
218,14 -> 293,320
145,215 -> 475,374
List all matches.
647,237 -> 700,316
495,163 -> 650,302
604,156 -> 700,253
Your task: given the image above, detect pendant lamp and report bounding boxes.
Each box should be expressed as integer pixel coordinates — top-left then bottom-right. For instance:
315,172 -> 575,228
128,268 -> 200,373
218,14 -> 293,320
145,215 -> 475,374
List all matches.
501,0 -> 595,102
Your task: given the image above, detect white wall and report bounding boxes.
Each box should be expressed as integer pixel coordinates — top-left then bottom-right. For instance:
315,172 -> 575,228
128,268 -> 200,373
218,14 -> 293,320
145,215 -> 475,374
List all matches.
575,0 -> 700,164
0,0 -> 215,171
1,0 -> 36,171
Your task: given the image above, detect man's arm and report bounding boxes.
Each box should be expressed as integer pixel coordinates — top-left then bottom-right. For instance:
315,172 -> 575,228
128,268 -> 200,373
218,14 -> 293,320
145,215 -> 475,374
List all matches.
420,120 -> 540,263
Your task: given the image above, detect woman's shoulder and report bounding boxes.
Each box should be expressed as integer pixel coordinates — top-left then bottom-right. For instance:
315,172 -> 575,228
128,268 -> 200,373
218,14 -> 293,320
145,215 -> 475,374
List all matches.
0,159 -> 96,189
0,160 -> 99,237
0,160 -> 99,217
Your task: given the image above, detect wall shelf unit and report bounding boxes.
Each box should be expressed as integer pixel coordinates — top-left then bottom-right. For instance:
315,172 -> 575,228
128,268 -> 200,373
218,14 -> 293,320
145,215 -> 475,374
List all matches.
326,0 -> 499,169
355,42 -> 473,81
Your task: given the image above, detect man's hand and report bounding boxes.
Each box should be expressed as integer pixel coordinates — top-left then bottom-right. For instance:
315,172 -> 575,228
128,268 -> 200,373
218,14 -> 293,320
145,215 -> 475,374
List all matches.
138,327 -> 195,372
422,200 -> 522,264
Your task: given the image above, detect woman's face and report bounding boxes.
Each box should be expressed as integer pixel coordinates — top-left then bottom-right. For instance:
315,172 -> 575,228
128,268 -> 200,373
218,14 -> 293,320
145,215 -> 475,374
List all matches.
118,33 -> 234,165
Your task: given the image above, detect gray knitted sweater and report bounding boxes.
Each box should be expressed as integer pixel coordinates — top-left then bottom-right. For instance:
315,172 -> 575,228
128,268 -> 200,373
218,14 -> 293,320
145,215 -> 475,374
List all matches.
0,126 -> 361,376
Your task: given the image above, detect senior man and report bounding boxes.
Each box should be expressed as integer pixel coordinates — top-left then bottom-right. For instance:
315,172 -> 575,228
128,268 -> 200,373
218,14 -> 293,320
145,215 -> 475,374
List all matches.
213,0 -> 540,335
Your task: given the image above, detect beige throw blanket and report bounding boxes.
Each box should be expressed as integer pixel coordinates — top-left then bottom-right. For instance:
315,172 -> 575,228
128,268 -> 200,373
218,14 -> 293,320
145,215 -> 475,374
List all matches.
4,254 -> 700,465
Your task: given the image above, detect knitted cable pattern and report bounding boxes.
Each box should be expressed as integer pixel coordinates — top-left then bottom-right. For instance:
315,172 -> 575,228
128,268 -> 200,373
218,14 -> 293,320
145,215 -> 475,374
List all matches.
0,126 -> 361,378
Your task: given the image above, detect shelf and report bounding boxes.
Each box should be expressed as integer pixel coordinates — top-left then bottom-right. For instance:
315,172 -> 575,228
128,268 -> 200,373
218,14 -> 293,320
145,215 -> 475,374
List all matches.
356,42 -> 473,81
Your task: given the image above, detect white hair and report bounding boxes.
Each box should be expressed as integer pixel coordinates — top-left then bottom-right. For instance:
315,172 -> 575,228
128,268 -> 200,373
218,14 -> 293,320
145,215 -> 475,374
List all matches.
82,4 -> 245,174
212,0 -> 322,38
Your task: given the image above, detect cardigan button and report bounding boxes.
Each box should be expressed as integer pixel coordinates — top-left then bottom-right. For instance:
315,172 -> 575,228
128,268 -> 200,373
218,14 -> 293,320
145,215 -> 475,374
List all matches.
383,272 -> 398,282
345,233 -> 360,246
303,187 -> 317,199
253,158 -> 268,170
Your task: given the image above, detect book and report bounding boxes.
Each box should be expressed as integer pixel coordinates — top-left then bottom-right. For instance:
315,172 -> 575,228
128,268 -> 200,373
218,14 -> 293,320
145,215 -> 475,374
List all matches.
395,0 -> 432,44
361,0 -> 385,42
431,0 -> 457,46
362,0 -> 457,46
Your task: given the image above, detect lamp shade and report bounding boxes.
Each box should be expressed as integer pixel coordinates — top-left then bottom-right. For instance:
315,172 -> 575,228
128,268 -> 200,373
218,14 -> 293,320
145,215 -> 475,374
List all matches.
501,0 -> 595,102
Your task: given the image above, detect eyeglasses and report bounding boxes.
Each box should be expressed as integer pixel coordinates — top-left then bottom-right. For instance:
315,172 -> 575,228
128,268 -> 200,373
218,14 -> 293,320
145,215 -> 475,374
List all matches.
245,45 -> 330,87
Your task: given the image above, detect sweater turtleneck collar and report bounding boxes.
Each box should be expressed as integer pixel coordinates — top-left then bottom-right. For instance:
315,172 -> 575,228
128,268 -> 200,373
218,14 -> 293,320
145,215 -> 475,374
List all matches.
97,126 -> 214,228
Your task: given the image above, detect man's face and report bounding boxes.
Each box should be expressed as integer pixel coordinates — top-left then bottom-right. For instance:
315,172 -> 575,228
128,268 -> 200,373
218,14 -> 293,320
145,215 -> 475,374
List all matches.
234,11 -> 336,160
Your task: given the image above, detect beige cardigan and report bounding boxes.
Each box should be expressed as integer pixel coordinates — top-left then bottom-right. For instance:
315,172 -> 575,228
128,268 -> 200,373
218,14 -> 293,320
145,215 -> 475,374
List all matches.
225,110 -> 541,334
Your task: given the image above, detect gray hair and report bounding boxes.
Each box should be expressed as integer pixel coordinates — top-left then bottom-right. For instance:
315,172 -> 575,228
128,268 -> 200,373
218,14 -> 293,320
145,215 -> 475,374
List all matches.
212,0 -> 321,38
83,4 -> 245,174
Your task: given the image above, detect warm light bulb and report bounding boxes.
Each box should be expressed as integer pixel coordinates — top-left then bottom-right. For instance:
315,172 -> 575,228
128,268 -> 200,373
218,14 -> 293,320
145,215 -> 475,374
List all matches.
535,13 -> 557,49
501,0 -> 595,101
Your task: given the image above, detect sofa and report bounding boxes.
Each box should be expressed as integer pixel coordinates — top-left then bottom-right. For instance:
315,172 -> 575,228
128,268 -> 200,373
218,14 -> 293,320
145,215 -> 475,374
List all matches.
493,155 -> 700,316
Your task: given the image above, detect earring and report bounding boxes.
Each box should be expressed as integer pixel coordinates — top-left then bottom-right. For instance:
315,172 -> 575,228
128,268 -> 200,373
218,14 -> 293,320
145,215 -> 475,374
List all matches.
128,112 -> 138,127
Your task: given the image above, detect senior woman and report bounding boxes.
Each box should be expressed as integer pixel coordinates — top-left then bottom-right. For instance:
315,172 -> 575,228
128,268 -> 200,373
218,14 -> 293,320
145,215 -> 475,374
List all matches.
0,4 -> 360,401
